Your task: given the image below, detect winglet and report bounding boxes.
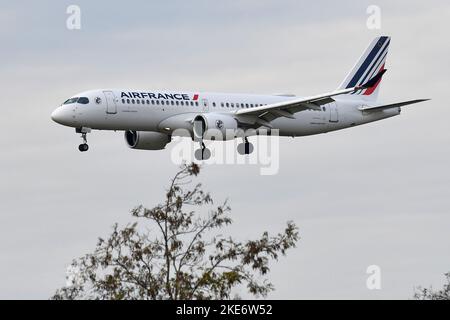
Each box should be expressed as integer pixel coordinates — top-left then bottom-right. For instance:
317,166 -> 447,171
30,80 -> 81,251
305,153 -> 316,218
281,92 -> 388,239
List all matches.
358,69 -> 387,90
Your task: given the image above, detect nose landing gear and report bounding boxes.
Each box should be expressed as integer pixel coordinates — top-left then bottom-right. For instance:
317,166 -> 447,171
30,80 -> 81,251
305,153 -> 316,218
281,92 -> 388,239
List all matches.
78,134 -> 89,152
76,127 -> 91,152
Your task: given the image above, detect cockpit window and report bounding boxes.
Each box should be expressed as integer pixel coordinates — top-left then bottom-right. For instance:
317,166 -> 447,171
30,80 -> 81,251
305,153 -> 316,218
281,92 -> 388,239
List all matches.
63,97 -> 79,105
78,97 -> 89,104
62,97 -> 90,105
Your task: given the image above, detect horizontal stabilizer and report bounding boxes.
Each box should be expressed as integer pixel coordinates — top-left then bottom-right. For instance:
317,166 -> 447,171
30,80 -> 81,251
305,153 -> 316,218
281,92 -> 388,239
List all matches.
358,99 -> 430,111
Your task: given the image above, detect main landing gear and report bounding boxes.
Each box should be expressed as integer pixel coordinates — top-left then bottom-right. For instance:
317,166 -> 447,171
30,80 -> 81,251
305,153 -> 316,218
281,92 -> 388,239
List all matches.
194,141 -> 211,160
194,137 -> 254,160
237,137 -> 254,155
76,128 -> 91,152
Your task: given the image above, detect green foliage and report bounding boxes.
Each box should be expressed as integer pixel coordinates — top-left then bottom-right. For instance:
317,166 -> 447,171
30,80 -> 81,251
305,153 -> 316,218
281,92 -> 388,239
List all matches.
52,163 -> 299,300
414,272 -> 450,300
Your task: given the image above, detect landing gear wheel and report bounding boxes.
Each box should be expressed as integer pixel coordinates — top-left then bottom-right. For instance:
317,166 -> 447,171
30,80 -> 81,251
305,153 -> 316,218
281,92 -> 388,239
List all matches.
195,141 -> 211,160
195,147 -> 211,160
76,128 -> 90,152
78,144 -> 89,152
237,142 -> 254,155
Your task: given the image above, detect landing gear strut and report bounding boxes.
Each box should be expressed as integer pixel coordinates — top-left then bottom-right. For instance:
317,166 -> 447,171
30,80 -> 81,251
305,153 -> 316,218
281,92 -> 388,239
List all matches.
76,128 -> 91,152
194,141 -> 211,160
237,137 -> 254,155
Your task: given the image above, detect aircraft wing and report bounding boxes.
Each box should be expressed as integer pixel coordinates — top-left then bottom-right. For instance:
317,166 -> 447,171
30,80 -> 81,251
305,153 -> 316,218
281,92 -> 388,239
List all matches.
234,70 -> 387,126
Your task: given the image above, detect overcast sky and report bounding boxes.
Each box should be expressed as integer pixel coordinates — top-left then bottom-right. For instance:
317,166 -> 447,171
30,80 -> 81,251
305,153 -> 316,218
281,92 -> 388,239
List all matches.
0,0 -> 449,299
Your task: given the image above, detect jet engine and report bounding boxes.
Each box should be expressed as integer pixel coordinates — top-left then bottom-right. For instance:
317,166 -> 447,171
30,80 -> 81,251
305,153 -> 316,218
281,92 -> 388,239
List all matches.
192,114 -> 239,141
124,131 -> 171,150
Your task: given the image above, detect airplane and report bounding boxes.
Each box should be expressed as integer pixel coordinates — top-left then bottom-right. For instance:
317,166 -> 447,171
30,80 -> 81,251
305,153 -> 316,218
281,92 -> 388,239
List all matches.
51,36 -> 429,160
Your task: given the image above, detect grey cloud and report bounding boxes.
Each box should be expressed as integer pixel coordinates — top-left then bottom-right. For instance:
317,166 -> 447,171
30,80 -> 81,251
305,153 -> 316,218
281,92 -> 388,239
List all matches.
0,0 -> 449,299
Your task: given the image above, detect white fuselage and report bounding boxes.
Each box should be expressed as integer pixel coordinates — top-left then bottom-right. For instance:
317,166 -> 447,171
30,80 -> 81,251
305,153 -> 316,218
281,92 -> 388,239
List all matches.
51,89 -> 400,138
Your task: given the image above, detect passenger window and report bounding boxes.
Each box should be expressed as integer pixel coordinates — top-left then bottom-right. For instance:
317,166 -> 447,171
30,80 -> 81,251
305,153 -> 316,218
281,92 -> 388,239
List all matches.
190,101 -> 194,106
127,99 -> 130,104
212,102 -> 216,107
226,103 -> 229,107
195,101 -> 199,106
132,99 -> 135,104
156,100 -> 160,105
121,99 -> 125,104
221,102 -> 224,107
181,101 -> 184,106
176,101 -> 179,106
137,100 -> 140,104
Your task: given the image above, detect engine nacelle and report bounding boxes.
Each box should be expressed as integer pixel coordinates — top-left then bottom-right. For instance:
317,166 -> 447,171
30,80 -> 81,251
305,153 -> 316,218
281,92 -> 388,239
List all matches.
125,131 -> 170,150
193,114 -> 239,141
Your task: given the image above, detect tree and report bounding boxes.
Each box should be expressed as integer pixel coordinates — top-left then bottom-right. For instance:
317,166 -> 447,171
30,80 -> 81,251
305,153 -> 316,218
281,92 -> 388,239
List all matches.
52,163 -> 299,300
414,272 -> 450,300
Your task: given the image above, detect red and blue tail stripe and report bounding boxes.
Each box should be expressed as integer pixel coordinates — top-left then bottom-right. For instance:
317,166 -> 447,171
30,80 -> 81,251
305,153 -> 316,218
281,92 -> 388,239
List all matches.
339,36 -> 391,101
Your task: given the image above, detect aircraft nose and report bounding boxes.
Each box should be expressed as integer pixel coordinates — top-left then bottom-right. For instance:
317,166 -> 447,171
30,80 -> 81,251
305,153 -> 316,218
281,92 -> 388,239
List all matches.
51,108 -> 63,123
51,107 -> 75,126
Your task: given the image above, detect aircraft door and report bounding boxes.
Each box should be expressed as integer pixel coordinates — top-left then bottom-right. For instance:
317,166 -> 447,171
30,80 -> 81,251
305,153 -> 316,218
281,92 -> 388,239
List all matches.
329,102 -> 338,123
104,90 -> 117,114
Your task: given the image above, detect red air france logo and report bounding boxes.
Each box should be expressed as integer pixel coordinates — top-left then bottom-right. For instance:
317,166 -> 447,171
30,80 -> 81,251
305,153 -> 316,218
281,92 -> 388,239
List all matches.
193,94 -> 199,101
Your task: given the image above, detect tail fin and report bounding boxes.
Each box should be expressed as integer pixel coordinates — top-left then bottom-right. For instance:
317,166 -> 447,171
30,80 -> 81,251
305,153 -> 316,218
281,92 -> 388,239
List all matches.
338,36 -> 390,101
